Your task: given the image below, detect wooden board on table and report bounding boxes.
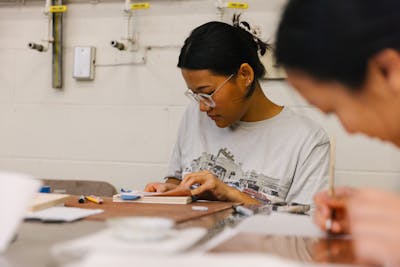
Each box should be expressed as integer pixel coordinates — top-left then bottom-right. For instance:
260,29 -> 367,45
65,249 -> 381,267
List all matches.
113,194 -> 192,204
29,193 -> 70,212
64,196 -> 235,223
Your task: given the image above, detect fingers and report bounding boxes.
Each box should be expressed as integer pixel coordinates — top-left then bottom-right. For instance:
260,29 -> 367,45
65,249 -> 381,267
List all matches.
180,171 -> 229,200
144,182 -> 177,193
314,187 -> 353,234
314,205 -> 329,230
181,171 -> 209,187
314,206 -> 342,233
315,212 -> 347,234
331,188 -> 400,266
144,183 -> 158,192
181,172 -> 210,195
191,184 -> 209,196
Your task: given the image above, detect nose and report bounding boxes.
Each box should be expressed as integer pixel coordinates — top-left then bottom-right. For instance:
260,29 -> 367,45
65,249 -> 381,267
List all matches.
199,101 -> 211,112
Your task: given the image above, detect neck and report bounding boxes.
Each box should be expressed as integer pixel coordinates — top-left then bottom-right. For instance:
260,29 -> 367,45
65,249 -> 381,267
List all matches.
240,82 -> 283,122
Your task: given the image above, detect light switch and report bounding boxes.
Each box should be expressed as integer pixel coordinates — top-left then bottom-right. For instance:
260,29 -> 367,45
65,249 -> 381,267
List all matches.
73,46 -> 96,80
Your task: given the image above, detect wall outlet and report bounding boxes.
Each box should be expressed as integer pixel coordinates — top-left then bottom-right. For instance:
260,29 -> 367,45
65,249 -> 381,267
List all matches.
73,46 -> 96,81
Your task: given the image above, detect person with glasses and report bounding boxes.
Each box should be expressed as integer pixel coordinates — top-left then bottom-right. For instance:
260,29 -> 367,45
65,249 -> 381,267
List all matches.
276,0 -> 400,265
145,19 -> 330,210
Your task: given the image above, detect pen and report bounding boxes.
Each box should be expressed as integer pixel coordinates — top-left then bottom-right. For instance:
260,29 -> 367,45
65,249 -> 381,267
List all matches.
328,136 -> 336,198
326,136 -> 336,232
78,195 -> 85,203
85,195 -> 103,204
233,204 -> 254,216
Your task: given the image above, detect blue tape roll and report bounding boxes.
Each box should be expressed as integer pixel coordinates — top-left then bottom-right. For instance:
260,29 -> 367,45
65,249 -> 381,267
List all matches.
39,185 -> 51,193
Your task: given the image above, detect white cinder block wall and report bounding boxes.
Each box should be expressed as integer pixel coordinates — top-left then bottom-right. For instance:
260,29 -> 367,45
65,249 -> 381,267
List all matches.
0,0 -> 400,192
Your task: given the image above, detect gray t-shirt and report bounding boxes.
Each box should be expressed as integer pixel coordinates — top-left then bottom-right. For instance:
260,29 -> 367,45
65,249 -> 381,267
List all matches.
166,103 -> 329,207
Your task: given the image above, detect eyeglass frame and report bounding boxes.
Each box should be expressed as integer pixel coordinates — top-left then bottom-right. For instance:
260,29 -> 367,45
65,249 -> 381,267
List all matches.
184,73 -> 235,108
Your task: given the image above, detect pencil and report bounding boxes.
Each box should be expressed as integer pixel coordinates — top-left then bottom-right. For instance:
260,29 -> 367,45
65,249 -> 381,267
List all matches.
328,136 -> 336,197
85,195 -> 103,204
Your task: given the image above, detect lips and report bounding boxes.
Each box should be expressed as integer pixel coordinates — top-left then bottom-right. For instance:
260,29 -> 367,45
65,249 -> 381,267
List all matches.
208,114 -> 219,120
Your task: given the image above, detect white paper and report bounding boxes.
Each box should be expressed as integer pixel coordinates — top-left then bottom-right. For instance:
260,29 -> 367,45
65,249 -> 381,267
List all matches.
25,207 -> 104,222
236,212 -> 326,237
196,227 -> 239,252
65,252 -> 307,267
0,172 -> 41,253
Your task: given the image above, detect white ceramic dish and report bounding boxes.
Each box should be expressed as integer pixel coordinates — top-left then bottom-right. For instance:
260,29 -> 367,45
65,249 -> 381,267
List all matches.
107,216 -> 175,242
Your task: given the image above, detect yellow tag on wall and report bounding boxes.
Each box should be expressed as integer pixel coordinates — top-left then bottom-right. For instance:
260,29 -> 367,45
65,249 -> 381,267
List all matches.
227,2 -> 248,9
49,5 -> 67,13
130,3 -> 150,10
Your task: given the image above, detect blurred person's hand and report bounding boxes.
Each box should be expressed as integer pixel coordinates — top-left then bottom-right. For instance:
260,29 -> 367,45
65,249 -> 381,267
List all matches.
311,237 -> 355,264
314,187 -> 355,234
347,188 -> 400,267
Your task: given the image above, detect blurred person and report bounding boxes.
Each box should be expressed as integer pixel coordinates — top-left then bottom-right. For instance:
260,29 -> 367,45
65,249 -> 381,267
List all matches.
276,0 -> 400,265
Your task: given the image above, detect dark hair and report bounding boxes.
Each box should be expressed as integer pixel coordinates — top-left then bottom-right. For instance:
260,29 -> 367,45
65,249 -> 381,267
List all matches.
276,0 -> 400,89
178,16 -> 269,97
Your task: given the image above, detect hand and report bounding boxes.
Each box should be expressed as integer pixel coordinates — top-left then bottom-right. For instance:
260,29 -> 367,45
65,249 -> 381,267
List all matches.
179,170 -> 234,201
314,187 -> 355,234
311,237 -> 356,264
144,182 -> 178,193
347,188 -> 400,267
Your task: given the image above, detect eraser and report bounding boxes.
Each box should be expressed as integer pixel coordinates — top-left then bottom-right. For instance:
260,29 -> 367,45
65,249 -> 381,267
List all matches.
121,194 -> 141,201
191,206 -> 208,211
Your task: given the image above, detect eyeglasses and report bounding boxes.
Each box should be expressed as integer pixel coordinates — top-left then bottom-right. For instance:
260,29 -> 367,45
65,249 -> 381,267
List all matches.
184,74 -> 235,108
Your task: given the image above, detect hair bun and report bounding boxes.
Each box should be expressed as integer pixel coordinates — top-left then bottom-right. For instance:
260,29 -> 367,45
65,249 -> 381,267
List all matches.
232,13 -> 270,56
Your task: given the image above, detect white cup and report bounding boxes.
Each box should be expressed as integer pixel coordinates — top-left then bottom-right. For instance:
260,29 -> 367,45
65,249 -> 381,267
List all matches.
0,172 -> 41,253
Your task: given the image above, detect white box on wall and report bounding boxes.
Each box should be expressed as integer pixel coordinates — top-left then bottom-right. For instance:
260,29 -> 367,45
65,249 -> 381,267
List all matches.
73,46 -> 96,81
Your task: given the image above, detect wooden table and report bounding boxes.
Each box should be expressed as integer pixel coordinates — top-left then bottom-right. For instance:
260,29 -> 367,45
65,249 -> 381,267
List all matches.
2,197 -> 362,267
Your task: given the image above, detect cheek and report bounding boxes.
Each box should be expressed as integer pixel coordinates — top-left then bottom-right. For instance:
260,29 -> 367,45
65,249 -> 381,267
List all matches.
295,89 -> 335,114
335,103 -> 370,134
336,107 -> 384,138
216,94 -> 245,114
336,113 -> 360,134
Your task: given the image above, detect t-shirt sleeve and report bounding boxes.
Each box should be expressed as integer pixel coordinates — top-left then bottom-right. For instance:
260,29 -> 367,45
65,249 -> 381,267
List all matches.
164,140 -> 183,181
164,107 -> 190,181
285,128 -> 330,213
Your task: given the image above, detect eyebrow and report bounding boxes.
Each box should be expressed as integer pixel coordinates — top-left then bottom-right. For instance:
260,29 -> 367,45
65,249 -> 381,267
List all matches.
192,85 -> 211,93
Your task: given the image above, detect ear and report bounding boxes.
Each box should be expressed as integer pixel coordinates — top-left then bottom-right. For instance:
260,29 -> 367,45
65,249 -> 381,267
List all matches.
238,63 -> 254,89
370,49 -> 400,94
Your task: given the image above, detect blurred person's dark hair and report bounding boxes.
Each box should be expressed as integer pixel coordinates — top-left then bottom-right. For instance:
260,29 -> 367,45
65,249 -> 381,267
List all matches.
276,0 -> 400,89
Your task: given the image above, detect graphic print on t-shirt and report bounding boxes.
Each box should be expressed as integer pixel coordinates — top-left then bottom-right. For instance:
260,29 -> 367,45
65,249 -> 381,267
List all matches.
183,148 -> 291,203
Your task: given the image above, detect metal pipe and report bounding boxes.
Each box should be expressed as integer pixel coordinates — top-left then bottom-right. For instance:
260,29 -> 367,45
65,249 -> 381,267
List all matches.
52,0 -> 63,89
110,40 -> 126,50
28,42 -> 45,52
